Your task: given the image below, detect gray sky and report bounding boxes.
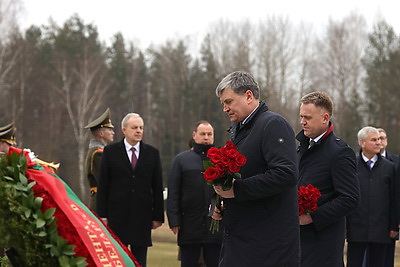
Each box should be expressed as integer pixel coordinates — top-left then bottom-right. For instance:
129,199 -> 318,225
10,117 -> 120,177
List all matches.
20,0 -> 397,48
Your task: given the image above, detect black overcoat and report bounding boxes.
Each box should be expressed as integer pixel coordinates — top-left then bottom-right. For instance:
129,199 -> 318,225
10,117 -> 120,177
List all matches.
385,150 -> 399,170
167,144 -> 222,245
96,139 -> 164,246
297,128 -> 360,267
346,154 -> 397,243
219,102 -> 300,267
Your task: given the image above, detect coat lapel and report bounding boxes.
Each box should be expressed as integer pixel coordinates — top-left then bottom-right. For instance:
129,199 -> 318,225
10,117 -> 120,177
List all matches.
116,140 -> 134,171
135,142 -> 147,171
229,102 -> 268,145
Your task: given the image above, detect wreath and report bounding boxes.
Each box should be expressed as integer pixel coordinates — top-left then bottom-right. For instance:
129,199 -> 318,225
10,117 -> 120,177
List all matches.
0,148 -> 139,266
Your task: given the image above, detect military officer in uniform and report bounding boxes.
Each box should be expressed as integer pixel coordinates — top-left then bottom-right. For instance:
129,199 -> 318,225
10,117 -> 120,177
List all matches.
84,108 -> 115,211
0,122 -> 16,153
0,123 -> 16,257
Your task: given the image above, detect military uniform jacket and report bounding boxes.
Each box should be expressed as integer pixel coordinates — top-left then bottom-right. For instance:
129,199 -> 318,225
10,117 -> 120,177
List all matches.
96,139 -> 164,247
297,127 -> 360,267
85,139 -> 104,188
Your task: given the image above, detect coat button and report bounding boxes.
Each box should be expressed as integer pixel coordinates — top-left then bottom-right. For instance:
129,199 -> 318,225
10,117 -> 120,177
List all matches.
132,175 -> 135,179
131,189 -> 135,193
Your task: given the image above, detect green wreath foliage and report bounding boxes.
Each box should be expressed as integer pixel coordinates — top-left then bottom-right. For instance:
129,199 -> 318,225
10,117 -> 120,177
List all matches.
0,152 -> 87,267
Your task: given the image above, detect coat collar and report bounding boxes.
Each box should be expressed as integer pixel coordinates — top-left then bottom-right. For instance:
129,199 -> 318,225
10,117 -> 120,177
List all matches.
117,139 -> 147,172
227,101 -> 268,141
296,122 -> 334,147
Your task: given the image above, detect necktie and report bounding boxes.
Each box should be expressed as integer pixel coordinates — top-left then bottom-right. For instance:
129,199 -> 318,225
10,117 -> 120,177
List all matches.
309,140 -> 316,149
130,147 -> 137,168
367,160 -> 373,170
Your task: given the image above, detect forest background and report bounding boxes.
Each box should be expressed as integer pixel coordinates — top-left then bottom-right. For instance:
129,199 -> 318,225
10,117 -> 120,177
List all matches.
1,0 -> 400,202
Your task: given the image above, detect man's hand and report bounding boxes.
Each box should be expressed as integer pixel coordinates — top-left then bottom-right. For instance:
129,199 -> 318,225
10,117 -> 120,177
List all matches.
152,221 -> 162,229
299,214 -> 313,225
390,230 -> 398,239
170,226 -> 180,235
211,206 -> 223,221
213,180 -> 235,198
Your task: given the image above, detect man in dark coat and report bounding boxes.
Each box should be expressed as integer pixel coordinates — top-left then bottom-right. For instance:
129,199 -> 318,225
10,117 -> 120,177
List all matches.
212,71 -> 300,267
346,126 -> 398,266
377,128 -> 400,267
167,120 -> 222,267
84,108 -> 115,211
96,113 -> 164,267
378,128 -> 400,168
297,91 -> 360,267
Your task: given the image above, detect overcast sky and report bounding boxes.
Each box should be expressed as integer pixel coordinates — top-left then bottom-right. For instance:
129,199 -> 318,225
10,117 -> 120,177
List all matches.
20,0 -> 397,49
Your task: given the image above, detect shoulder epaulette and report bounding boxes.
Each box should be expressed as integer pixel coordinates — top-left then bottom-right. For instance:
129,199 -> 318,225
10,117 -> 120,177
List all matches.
90,148 -> 103,173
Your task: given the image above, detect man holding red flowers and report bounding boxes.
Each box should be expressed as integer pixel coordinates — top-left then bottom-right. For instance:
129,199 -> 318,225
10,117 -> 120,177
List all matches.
213,71 -> 300,266
297,91 -> 360,266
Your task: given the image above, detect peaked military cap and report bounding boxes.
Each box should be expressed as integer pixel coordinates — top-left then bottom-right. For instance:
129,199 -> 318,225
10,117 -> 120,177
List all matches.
0,122 -> 16,145
84,108 -> 114,130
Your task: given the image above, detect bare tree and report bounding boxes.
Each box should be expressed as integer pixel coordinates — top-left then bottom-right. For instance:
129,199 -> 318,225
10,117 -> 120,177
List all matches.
208,19 -> 235,75
231,19 -> 254,72
0,0 -> 21,43
311,13 -> 367,137
45,16 -> 111,198
0,0 -> 22,127
255,16 -> 298,121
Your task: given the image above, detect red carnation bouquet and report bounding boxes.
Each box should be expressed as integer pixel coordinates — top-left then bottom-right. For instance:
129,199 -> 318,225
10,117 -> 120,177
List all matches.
203,141 -> 247,233
298,184 -> 321,216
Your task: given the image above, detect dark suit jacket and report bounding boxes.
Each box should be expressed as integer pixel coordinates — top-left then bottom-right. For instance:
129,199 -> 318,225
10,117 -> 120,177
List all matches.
385,150 -> 399,171
385,150 -> 400,230
347,154 -> 396,243
297,128 -> 360,267
96,139 -> 164,247
219,102 -> 300,267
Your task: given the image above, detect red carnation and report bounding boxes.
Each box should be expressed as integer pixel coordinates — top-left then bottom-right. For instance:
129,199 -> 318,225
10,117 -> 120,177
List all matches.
298,184 -> 321,216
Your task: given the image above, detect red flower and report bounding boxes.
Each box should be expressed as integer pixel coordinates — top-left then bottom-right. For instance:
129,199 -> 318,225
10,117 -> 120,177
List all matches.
203,141 -> 246,188
32,182 -> 96,266
207,147 -> 220,159
235,154 -> 247,166
225,141 -> 237,150
298,184 -> 321,216
228,162 -> 240,173
203,141 -> 246,233
204,167 -> 221,182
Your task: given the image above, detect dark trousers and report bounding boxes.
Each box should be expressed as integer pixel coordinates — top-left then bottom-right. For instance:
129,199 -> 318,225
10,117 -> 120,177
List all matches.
347,242 -> 388,267
383,239 -> 396,267
130,245 -> 148,267
180,243 -> 221,267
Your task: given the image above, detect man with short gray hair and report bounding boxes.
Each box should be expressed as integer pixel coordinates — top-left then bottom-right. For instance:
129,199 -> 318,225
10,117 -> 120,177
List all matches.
96,112 -> 164,267
212,71 -> 299,266
346,126 -> 398,266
